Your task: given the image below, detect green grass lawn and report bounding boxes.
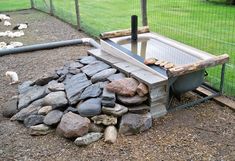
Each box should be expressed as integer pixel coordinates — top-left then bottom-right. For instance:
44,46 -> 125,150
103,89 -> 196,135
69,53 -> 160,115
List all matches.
0,0 -> 234,96
0,0 -> 30,11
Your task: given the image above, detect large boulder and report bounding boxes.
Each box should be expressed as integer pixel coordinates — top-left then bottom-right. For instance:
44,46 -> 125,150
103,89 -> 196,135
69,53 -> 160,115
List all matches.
81,61 -> 110,77
24,115 -> 44,127
2,97 -> 18,118
74,132 -> 103,146
119,113 -> 152,135
91,68 -> 117,83
117,95 -> 148,105
56,112 -> 90,138
43,91 -> 68,109
18,85 -> 47,110
65,73 -> 92,105
43,110 -> 63,126
106,78 -> 139,97
77,98 -> 102,117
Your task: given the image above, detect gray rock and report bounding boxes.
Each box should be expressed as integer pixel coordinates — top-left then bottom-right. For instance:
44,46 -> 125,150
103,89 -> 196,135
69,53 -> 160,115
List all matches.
47,81 -> 65,92
94,81 -> 109,89
11,106 -> 41,121
102,104 -> 128,117
2,98 -> 18,118
79,56 -> 97,65
91,68 -> 117,83
56,66 -> 69,76
62,74 -> 74,85
104,126 -> 117,144
38,106 -> 53,115
65,73 -> 92,105
102,88 -> 116,101
101,88 -> 116,107
91,114 -> 117,126
58,75 -> 66,82
18,85 -> 47,110
101,99 -> 116,107
107,73 -> 126,82
34,72 -> 59,86
68,62 -> 84,69
89,123 -> 105,133
117,95 -> 148,105
56,112 -> 90,138
119,113 -> 152,135
79,84 -> 102,100
128,105 -> 150,114
24,115 -> 44,127
69,68 -> 81,75
81,61 -> 110,77
43,110 -> 63,126
18,81 -> 33,94
74,132 -> 103,146
29,124 -> 53,136
64,107 -> 79,114
77,98 -> 102,117
43,91 -> 68,109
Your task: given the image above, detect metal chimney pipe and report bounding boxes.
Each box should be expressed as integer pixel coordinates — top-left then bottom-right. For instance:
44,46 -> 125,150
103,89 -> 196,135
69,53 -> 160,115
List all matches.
131,15 -> 138,42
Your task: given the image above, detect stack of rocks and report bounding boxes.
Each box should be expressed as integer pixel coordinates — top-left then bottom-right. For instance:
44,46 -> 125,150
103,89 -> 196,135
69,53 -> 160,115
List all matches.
2,55 -> 153,146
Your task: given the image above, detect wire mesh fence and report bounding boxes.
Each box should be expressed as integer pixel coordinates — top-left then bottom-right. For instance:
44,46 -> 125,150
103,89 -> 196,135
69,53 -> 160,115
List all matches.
1,0 -> 235,97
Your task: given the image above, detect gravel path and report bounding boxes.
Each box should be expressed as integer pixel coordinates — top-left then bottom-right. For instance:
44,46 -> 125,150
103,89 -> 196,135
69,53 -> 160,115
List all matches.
0,10 -> 234,161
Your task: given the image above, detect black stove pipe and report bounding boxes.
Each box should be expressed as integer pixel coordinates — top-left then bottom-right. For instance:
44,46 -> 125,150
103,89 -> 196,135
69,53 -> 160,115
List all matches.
131,15 -> 138,42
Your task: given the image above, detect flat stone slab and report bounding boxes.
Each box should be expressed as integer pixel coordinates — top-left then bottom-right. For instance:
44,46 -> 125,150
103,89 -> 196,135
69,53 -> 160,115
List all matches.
18,85 -> 47,110
65,73 -> 92,105
79,56 -> 97,65
79,84 -> 102,100
81,61 -> 110,77
91,68 -> 117,83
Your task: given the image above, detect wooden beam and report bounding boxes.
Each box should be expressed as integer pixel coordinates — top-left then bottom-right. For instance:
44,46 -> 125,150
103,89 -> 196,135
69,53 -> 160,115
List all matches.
49,0 -> 54,15
100,26 -> 150,39
167,54 -> 229,78
30,0 -> 34,8
196,87 -> 235,111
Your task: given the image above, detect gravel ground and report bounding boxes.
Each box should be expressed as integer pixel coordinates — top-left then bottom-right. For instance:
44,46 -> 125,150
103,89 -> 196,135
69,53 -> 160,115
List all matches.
0,10 -> 235,161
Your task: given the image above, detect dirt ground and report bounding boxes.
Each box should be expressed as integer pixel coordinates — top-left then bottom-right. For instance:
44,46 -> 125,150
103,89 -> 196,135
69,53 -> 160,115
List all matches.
0,10 -> 234,161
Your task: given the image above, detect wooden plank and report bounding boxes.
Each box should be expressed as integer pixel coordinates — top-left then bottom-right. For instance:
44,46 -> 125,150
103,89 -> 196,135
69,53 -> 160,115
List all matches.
196,87 -> 235,111
167,54 -> 229,78
113,62 -> 141,76
49,0 -> 53,15
30,0 -> 34,8
131,69 -> 167,87
100,26 -> 150,39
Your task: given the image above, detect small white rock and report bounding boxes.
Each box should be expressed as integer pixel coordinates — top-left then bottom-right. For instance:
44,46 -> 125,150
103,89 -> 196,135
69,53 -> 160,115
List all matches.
104,126 -> 117,144
38,106 -> 53,115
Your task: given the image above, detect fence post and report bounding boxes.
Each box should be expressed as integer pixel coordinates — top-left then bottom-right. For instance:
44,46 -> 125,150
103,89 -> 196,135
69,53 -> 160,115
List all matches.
49,0 -> 54,15
30,0 -> 34,9
74,0 -> 81,30
140,0 -> 148,26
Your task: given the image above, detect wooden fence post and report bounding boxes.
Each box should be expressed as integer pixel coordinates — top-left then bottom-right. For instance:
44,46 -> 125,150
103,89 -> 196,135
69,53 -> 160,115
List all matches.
49,0 -> 54,15
140,0 -> 148,26
30,0 -> 34,9
74,0 -> 81,30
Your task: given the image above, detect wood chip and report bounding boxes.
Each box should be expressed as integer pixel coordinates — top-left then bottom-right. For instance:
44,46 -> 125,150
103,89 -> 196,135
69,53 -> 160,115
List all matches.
154,60 -> 164,66
144,58 -> 157,65
164,63 -> 175,69
160,61 -> 168,67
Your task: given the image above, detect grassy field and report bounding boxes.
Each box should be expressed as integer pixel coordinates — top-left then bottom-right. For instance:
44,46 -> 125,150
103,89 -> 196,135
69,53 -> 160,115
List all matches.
0,0 -> 234,96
